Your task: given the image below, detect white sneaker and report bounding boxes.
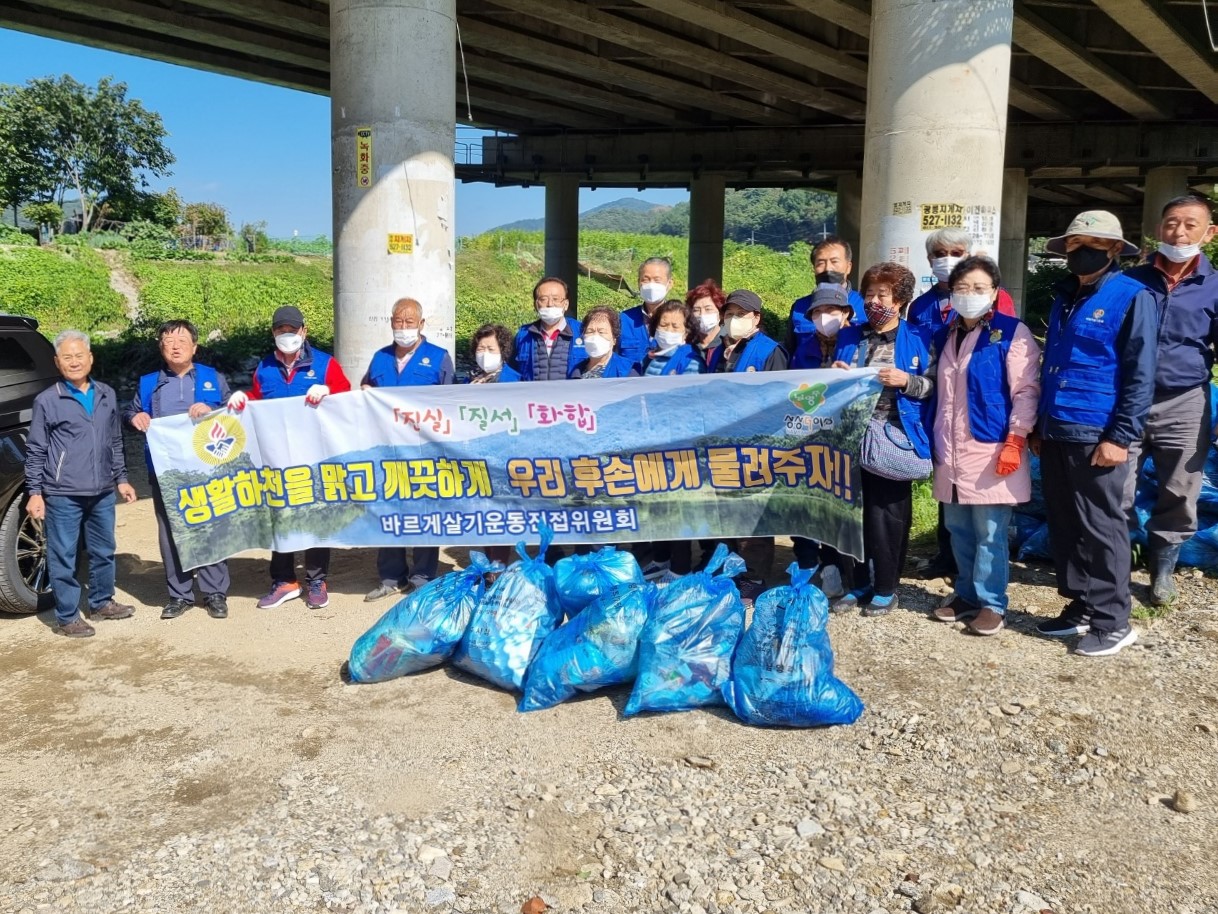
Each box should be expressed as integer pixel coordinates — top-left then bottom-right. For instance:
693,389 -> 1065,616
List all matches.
641,560 -> 671,581
819,565 -> 844,599
656,569 -> 682,587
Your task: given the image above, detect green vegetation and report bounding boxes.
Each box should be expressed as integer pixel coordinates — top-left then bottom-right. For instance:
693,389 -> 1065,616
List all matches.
0,243 -> 126,332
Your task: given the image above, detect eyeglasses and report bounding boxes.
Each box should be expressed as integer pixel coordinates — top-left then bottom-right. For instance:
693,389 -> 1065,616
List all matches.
535,296 -> 566,305
950,284 -> 994,295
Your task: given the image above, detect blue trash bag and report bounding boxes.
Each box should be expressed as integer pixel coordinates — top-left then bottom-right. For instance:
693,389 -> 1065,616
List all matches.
452,526 -> 563,692
519,583 -> 655,712
347,551 -> 502,684
624,543 -> 747,716
1017,522 -> 1052,561
1181,524 -> 1218,571
553,547 -> 646,618
722,564 -> 864,727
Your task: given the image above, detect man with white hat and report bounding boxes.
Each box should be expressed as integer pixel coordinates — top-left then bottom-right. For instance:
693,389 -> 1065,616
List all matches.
1031,210 -> 1157,658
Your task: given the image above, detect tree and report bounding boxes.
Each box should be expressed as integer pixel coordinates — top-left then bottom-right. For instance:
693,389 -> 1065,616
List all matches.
22,201 -> 63,239
182,201 -> 230,237
0,84 -> 54,223
18,75 -> 174,232
106,186 -> 182,228
239,220 -> 270,253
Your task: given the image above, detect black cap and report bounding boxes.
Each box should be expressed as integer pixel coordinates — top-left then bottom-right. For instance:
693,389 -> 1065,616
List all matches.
724,289 -> 763,313
272,305 -> 305,329
805,286 -> 850,316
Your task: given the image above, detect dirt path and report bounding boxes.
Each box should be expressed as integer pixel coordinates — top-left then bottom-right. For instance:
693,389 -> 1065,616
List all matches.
98,249 -> 141,320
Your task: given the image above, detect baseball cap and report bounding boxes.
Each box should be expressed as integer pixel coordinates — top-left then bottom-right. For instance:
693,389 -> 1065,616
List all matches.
805,286 -> 851,316
272,305 -> 305,329
724,289 -> 763,313
1045,210 -> 1139,256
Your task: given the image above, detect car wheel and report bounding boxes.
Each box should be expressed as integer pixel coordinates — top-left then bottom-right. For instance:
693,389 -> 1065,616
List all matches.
0,492 -> 52,614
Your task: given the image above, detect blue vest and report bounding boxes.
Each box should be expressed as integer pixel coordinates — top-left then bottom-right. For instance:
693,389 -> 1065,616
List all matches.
619,305 -> 652,370
834,321 -> 933,459
709,332 -> 781,373
1040,273 -> 1143,431
789,288 -> 863,353
365,340 -> 449,387
571,353 -> 636,379
138,364 -> 224,416
907,287 -> 951,333
657,344 -> 699,376
254,345 -> 335,399
932,312 -> 1020,444
514,318 -> 586,381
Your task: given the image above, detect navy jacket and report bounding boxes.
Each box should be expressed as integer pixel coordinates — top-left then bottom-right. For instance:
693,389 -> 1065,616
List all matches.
1037,266 -> 1157,447
26,378 -> 127,497
514,319 -> 586,381
1125,254 -> 1218,396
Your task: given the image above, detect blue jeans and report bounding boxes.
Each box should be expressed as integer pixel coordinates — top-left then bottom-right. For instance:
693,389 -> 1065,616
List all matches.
45,491 -> 117,625
943,502 -> 1012,614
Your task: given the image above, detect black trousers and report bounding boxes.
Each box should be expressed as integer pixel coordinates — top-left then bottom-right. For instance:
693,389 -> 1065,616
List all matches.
860,470 -> 913,597
792,537 -> 857,586
933,503 -> 958,571
270,548 -> 329,585
1040,439 -> 1132,633
150,474 -> 230,602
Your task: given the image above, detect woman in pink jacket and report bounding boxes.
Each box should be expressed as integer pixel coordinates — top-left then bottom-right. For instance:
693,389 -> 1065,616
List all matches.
929,256 -> 1041,636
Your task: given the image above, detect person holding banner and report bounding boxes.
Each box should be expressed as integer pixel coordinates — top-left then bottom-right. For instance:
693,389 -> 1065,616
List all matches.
928,256 -> 1041,637
686,279 -> 725,371
125,319 -> 233,620
642,300 -> 702,376
570,306 -> 639,379
227,305 -> 352,610
619,257 -> 676,370
467,324 -> 522,383
513,277 -> 587,381
830,263 -> 936,618
361,297 -> 455,601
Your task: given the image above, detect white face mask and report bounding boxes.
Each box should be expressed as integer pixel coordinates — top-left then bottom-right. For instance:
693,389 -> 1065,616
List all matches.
640,282 -> 668,305
930,255 -> 963,283
951,292 -> 993,320
1158,241 -> 1202,264
726,315 -> 755,341
694,312 -> 720,334
275,332 -> 303,355
812,312 -> 845,338
654,329 -> 685,352
475,351 -> 501,373
583,334 -> 612,359
537,306 -> 563,326
393,328 -> 419,348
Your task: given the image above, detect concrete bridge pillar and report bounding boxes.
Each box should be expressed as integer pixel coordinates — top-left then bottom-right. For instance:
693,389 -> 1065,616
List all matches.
544,173 -> 581,315
999,167 -> 1029,315
1142,166 -> 1193,243
688,174 -> 726,286
835,174 -> 863,286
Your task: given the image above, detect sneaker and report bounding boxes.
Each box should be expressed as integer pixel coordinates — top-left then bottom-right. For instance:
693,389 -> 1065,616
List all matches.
1074,624 -> 1138,657
204,593 -> 229,619
56,616 -> 95,638
831,589 -> 871,614
656,569 -> 682,587
736,576 -> 765,609
1035,605 -> 1091,638
861,592 -> 898,617
257,581 -> 301,609
914,554 -> 957,580
160,598 -> 192,620
364,582 -> 406,602
641,560 -> 671,581
305,580 -> 329,609
91,599 -> 135,621
819,565 -> 844,599
407,574 -> 432,591
966,607 -> 1005,636
932,595 -> 980,623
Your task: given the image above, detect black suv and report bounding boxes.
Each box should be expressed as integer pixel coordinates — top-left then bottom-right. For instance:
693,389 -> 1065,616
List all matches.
0,315 -> 58,613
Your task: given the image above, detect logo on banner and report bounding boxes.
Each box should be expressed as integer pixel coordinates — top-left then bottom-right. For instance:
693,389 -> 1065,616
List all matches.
789,382 -> 828,414
192,415 -> 246,466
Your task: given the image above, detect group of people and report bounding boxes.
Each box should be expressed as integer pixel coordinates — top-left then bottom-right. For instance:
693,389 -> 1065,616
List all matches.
25,194 -> 1216,660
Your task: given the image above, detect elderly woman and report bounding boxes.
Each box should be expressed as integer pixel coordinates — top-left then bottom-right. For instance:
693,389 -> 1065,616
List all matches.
570,305 -> 640,379
467,323 -> 522,383
831,262 -> 935,617
642,300 -> 702,375
686,279 -> 725,371
929,255 -> 1040,636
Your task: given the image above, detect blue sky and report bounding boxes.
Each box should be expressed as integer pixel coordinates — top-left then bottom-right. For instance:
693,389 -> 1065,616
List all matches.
0,28 -> 690,238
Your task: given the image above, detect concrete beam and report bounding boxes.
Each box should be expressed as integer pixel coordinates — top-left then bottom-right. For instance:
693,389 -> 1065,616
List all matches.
182,0 -> 329,42
1090,0 -> 1218,104
782,0 -> 873,38
466,83 -> 613,130
485,0 -> 866,120
1012,5 -> 1169,120
629,0 -> 868,87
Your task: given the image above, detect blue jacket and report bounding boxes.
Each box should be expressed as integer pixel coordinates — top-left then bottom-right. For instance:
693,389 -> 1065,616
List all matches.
1125,254 -> 1218,396
251,344 -> 348,400
363,340 -> 454,388
135,364 -> 228,418
570,353 -> 638,379
466,364 -> 523,383
646,344 -> 701,376
1037,267 -> 1157,447
619,305 -> 652,370
26,379 -> 127,497
835,321 -> 933,459
709,332 -> 786,373
514,319 -> 586,381
932,312 -> 1020,444
786,288 -> 863,356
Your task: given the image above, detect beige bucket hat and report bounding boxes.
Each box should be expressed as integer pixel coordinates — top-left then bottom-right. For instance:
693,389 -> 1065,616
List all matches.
1045,210 -> 1139,256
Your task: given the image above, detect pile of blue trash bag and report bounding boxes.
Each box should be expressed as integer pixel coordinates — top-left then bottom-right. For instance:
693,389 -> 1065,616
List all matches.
723,564 -> 864,727
552,547 -> 645,617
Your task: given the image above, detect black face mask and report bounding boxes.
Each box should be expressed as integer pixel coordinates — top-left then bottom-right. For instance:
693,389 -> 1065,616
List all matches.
816,270 -> 847,287
1065,245 -> 1112,277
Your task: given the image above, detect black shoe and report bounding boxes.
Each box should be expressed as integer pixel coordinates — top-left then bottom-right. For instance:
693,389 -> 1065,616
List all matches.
1035,605 -> 1092,638
204,593 -> 229,619
161,598 -> 191,620
1149,544 -> 1181,607
1074,624 -> 1138,657
914,555 -> 957,580
736,576 -> 766,609
861,593 -> 899,617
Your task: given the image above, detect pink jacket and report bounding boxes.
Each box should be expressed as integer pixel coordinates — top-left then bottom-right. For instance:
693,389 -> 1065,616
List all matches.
932,319 -> 1041,505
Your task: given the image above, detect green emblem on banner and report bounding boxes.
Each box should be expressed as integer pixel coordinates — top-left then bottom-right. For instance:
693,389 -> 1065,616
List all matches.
788,382 -> 827,414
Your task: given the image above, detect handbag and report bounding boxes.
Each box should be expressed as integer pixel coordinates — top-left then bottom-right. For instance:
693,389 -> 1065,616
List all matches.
859,416 -> 932,482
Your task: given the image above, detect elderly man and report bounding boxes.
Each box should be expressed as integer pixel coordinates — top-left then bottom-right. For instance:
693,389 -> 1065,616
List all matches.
362,297 -> 455,600
227,305 -> 352,610
25,330 -> 138,638
785,235 -> 865,357
1124,194 -> 1218,605
125,319 -> 232,620
618,257 -> 676,371
513,276 -> 586,381
1032,211 -> 1156,658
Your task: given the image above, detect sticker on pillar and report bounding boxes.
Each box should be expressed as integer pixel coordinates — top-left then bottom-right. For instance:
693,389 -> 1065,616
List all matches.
388,233 -> 414,255
356,127 -> 373,188
964,205 -> 998,255
920,203 -> 964,231
892,201 -> 912,216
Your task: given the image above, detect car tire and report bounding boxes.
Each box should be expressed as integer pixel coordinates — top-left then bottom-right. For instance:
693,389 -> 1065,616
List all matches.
0,492 -> 52,614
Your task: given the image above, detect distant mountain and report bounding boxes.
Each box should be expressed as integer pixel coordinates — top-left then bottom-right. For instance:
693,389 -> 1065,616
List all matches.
487,197 -> 669,233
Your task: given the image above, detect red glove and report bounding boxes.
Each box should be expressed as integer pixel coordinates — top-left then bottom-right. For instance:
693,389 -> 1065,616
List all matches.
995,434 -> 1025,476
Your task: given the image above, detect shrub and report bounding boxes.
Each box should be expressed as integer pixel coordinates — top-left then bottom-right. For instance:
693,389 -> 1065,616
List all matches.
0,222 -> 36,246
0,245 -> 126,331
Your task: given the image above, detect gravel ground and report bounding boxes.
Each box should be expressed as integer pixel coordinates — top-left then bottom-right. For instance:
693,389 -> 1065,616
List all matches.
2,498 -> 1217,914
